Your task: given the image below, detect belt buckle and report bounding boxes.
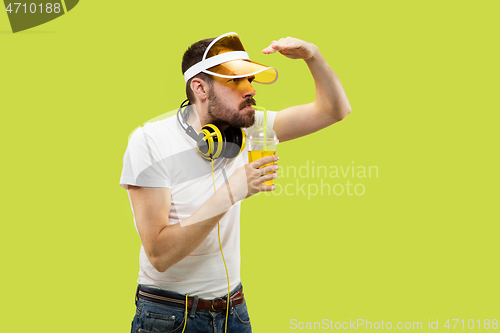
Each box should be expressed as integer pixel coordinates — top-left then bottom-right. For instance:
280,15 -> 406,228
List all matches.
211,297 -> 223,311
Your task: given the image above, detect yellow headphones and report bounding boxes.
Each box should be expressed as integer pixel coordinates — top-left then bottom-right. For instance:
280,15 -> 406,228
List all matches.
177,99 -> 246,160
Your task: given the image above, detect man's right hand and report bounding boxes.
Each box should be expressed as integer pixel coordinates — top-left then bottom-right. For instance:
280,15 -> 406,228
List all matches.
227,155 -> 279,202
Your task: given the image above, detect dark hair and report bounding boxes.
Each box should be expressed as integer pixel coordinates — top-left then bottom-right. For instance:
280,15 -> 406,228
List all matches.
182,38 -> 215,103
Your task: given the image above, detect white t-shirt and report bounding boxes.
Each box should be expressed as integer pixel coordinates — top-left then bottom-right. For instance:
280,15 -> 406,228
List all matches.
120,110 -> 277,299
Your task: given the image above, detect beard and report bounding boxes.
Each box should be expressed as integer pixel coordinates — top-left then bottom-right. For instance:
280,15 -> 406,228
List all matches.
207,88 -> 256,128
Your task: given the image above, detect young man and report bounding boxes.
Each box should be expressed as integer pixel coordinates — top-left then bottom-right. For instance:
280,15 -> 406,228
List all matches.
120,32 -> 351,333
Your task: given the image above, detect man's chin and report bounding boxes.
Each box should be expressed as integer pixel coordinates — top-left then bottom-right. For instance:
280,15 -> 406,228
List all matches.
224,107 -> 255,128
242,112 -> 256,128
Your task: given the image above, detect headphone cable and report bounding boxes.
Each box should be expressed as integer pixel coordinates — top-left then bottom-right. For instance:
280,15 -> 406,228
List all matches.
211,158 -> 231,333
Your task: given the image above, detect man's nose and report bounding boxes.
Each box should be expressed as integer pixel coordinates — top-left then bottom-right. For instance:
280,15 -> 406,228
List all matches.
243,82 -> 256,99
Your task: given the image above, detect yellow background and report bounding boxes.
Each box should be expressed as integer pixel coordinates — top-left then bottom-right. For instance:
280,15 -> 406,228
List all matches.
1,0 -> 499,331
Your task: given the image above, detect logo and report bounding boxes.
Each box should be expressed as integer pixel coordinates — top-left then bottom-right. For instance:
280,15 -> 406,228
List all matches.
4,0 -> 79,33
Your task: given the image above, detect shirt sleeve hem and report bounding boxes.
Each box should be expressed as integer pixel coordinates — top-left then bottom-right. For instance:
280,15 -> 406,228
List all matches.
119,177 -> 171,190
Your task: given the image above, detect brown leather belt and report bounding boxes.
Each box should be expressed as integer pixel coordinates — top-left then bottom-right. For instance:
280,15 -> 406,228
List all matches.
137,285 -> 244,311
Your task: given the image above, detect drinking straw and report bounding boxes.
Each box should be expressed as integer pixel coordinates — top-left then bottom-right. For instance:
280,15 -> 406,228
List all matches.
253,106 -> 267,151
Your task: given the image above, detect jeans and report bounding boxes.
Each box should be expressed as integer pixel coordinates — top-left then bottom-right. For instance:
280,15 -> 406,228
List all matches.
130,283 -> 252,333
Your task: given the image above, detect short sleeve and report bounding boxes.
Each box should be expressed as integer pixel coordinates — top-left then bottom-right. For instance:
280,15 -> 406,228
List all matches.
119,127 -> 171,189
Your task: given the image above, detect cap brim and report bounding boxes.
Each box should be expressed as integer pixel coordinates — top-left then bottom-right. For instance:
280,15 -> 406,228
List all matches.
204,59 -> 278,84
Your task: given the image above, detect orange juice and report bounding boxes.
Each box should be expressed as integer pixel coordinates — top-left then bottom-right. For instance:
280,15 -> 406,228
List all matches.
248,150 -> 276,185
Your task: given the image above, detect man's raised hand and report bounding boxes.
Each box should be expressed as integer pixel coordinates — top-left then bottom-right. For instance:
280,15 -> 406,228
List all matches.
262,37 -> 319,60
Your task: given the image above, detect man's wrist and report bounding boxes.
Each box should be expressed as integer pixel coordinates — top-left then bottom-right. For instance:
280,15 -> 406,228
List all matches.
304,46 -> 322,65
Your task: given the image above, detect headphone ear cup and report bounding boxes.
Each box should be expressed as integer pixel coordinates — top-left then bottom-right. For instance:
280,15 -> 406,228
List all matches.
198,124 -> 225,160
222,127 -> 246,158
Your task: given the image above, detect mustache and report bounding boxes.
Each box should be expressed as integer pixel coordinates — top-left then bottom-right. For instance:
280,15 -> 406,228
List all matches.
239,98 -> 257,110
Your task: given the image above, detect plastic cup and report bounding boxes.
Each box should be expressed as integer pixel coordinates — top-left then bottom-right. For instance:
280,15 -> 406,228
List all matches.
247,126 -> 279,185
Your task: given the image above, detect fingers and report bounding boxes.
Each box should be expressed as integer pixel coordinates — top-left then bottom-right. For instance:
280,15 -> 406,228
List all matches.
260,184 -> 277,192
253,174 -> 277,193
262,37 -> 317,60
262,41 -> 279,54
262,41 -> 286,54
261,170 -> 278,182
245,164 -> 279,194
259,172 -> 278,192
257,166 -> 278,193
260,163 -> 279,176
262,37 -> 300,54
250,155 -> 279,168
244,155 -> 280,197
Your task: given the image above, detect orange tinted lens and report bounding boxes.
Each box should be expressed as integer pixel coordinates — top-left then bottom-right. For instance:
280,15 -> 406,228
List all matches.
206,34 -> 245,58
207,59 -> 277,83
253,68 -> 277,84
208,59 -> 256,76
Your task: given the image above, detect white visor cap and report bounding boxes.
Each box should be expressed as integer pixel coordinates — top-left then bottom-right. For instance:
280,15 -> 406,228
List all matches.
183,32 -> 278,84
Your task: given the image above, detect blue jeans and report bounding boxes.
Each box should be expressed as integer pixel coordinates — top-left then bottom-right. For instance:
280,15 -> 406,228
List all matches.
130,284 -> 252,333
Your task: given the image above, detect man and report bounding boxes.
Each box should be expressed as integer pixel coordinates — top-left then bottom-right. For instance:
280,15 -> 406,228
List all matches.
120,32 -> 350,333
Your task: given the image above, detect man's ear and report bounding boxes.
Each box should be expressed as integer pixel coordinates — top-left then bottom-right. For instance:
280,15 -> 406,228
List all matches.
190,78 -> 210,102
